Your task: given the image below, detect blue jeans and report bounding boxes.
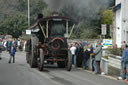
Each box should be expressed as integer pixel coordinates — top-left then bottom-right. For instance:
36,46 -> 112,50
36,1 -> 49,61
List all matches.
93,59 -> 97,73
72,55 -> 76,65
8,56 -> 15,63
126,63 -> 128,79
120,61 -> 126,79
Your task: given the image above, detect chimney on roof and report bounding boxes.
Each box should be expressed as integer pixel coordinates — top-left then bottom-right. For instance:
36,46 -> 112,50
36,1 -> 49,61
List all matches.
52,12 -> 59,16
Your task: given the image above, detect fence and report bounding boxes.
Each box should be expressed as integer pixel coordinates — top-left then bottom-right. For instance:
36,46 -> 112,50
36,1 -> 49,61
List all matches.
87,53 -> 121,75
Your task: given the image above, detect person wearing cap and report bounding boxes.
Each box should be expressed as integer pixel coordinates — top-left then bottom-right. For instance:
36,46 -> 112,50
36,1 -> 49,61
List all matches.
118,44 -> 128,83
124,45 -> 128,83
118,44 -> 126,80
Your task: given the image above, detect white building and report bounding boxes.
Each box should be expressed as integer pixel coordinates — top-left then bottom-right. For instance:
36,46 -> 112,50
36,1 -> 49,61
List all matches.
113,0 -> 128,48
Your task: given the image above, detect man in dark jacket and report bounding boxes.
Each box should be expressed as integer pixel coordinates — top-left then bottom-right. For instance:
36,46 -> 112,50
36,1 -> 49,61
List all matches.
76,44 -> 84,67
8,44 -> 16,63
82,48 -> 91,69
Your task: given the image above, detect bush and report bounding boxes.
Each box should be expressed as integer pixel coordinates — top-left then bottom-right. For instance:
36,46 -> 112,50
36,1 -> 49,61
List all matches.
107,47 -> 122,56
103,56 -> 108,59
19,35 -> 31,40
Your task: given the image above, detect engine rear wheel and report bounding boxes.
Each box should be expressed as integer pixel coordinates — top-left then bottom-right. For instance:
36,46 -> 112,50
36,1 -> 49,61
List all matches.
30,46 -> 37,68
66,50 -> 72,71
30,35 -> 38,68
38,48 -> 44,71
26,52 -> 29,63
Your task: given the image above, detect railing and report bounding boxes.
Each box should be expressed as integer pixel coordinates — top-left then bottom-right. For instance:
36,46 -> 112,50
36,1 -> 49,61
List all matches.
108,55 -> 121,69
87,54 -> 121,74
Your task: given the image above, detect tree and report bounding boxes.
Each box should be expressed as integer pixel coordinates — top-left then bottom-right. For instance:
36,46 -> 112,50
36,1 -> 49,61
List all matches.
102,10 -> 113,25
30,0 -> 47,24
101,10 -> 113,38
71,24 -> 98,39
0,0 -> 48,37
0,14 -> 28,38
42,7 -> 52,17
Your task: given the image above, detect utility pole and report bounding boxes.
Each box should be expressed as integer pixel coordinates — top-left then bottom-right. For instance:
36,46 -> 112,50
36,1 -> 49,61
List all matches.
28,0 -> 30,29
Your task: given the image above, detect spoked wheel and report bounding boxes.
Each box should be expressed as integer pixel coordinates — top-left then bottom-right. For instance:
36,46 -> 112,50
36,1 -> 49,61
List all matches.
30,46 -> 37,68
38,48 -> 44,71
66,50 -> 72,71
30,36 -> 38,68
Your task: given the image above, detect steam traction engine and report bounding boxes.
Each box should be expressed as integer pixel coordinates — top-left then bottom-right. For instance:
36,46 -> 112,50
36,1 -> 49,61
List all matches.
26,14 -> 75,71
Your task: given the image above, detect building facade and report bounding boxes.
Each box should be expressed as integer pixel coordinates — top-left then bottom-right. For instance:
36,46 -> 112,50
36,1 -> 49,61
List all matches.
113,0 -> 128,48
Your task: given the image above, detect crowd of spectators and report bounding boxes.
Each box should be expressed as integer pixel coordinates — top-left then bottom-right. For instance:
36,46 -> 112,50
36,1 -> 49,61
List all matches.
69,40 -> 128,83
0,38 -> 27,60
69,41 -> 102,74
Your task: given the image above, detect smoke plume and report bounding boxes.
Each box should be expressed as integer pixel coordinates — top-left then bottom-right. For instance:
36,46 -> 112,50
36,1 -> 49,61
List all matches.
43,0 -> 113,24
43,0 -> 67,11
43,0 -> 113,12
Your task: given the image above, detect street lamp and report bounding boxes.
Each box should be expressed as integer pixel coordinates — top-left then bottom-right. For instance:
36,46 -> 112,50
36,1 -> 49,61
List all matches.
28,0 -> 30,29
25,0 -> 31,35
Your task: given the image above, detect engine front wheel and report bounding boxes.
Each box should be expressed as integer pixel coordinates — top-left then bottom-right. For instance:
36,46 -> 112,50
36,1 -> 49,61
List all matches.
37,48 -> 44,71
66,50 -> 72,71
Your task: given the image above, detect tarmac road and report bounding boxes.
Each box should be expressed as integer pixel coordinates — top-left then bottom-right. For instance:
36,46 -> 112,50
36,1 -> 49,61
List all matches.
0,51 -> 127,85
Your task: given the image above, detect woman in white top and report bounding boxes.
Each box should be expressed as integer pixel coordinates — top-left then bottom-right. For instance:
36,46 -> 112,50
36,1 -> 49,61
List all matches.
70,45 -> 76,65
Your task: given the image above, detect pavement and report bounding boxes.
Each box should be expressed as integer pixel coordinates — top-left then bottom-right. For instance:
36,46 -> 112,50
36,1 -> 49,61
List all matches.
0,51 -> 127,85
